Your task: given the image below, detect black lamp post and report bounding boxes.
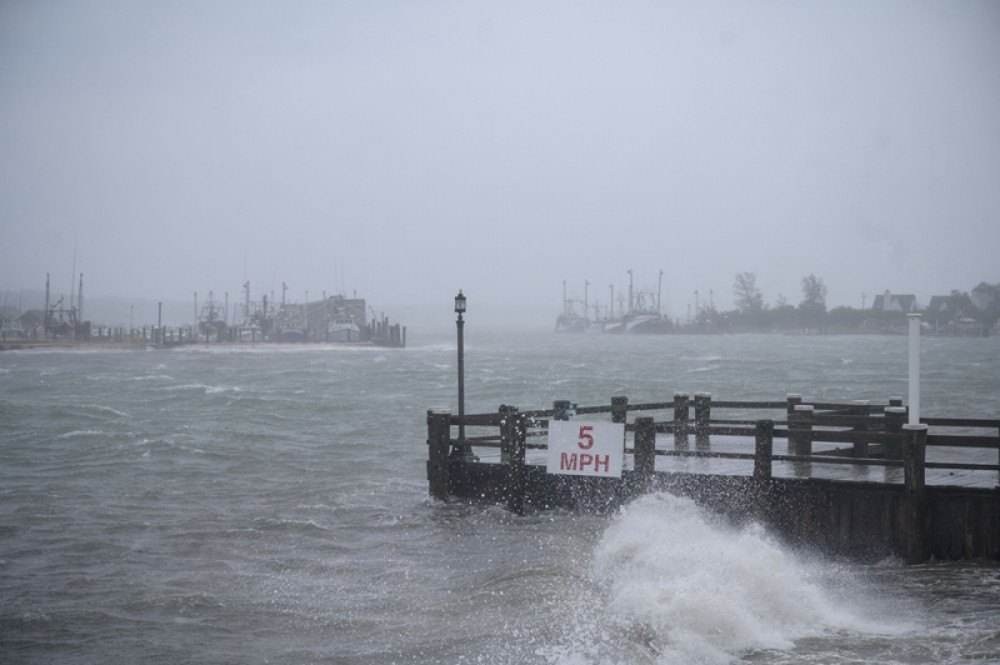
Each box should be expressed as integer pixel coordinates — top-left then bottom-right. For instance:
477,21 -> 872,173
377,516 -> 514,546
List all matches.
454,290 -> 467,449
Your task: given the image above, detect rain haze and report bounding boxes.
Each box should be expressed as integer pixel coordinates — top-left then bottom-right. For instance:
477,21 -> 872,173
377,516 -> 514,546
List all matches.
2,1 -> 999,323
5,5 -> 1000,665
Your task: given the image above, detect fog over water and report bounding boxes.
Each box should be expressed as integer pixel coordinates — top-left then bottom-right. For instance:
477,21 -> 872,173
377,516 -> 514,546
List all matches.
2,2 -> 999,315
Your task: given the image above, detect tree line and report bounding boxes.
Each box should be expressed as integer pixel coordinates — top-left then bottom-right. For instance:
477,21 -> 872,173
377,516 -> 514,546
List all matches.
682,273 -> 1000,335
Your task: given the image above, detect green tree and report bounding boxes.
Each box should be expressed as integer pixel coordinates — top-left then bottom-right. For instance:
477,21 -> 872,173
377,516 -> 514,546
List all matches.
799,274 -> 827,328
800,274 -> 827,311
732,272 -> 764,313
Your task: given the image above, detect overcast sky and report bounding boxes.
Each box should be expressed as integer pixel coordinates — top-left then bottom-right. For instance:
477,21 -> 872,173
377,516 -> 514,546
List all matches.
2,1 -> 998,317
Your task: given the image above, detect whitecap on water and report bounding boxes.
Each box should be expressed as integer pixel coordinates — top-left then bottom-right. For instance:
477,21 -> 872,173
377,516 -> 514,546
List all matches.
80,404 -> 129,418
160,383 -> 240,394
56,429 -> 107,440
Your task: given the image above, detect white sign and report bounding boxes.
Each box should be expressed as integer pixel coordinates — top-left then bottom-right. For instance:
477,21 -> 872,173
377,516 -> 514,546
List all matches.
546,420 -> 624,478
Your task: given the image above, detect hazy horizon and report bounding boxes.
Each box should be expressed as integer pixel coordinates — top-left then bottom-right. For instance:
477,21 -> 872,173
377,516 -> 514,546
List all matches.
3,2 -> 999,319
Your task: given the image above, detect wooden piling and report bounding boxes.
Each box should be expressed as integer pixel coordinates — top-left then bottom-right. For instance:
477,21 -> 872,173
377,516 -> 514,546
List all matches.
901,424 -> 928,563
786,393 -> 802,418
634,416 -> 656,486
884,406 -> 906,459
754,419 -> 774,480
694,392 -> 712,436
499,405 -> 519,464
611,396 -> 628,424
673,392 -> 690,450
552,400 -> 572,422
789,404 -> 814,456
426,409 -> 452,500
507,413 -> 528,515
852,400 -> 870,457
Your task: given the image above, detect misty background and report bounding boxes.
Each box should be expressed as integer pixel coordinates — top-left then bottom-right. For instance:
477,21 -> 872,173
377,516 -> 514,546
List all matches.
2,1 -> 999,328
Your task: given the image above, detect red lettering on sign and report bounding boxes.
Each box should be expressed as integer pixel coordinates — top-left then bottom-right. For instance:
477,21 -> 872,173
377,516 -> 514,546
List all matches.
579,453 -> 593,469
560,452 -> 578,471
594,455 -> 609,473
578,425 -> 594,450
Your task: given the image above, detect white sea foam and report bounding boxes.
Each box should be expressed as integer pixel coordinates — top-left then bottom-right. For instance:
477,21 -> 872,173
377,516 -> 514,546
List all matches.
56,429 -> 106,440
81,404 -> 129,418
161,383 -> 240,394
130,374 -> 174,381
545,492 -> 903,665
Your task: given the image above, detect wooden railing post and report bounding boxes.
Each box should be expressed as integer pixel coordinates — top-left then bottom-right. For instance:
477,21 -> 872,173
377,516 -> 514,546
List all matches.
427,409 -> 452,500
499,405 -> 518,464
789,404 -> 814,456
902,424 -> 929,563
786,393 -> 802,419
673,392 -> 690,450
552,400 -> 572,422
611,395 -> 628,447
507,413 -> 528,515
611,395 -> 629,424
634,416 -> 656,487
754,419 -> 774,480
852,399 -> 870,457
884,406 -> 906,459
694,392 -> 712,436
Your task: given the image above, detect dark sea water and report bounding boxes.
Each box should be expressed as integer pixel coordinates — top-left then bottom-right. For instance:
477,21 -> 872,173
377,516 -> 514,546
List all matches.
2,330 -> 999,664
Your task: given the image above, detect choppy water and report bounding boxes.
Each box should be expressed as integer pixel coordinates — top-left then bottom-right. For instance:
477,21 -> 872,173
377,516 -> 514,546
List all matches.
2,330 -> 999,664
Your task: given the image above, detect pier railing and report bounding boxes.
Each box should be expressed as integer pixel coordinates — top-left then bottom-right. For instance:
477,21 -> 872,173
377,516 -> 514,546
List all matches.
429,393 -> 999,498
427,394 -> 1000,561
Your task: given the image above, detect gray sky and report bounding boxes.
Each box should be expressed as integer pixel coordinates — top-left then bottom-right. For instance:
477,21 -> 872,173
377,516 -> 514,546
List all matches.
2,1 -> 999,317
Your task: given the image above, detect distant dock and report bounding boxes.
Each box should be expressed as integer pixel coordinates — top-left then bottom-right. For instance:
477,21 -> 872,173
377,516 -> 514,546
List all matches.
0,320 -> 406,351
426,394 -> 1000,562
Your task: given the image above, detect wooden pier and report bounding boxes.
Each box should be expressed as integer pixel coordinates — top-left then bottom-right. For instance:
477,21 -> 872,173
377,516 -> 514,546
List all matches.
426,394 -> 1000,562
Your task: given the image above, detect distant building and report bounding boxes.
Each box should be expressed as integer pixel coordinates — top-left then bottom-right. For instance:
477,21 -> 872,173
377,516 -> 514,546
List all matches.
871,290 -> 918,313
970,282 -> 999,313
926,295 -> 958,322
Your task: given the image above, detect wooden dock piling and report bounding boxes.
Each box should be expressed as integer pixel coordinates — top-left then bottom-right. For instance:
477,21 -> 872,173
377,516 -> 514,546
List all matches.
694,392 -> 711,436
902,424 -> 929,563
789,404 -> 815,455
611,396 -> 628,423
634,416 -> 657,487
786,393 -> 802,417
499,405 -> 519,464
754,419 -> 774,480
507,413 -> 528,515
673,392 -> 690,449
426,409 -> 451,501
884,406 -> 906,458
851,400 -> 871,457
552,400 -> 572,422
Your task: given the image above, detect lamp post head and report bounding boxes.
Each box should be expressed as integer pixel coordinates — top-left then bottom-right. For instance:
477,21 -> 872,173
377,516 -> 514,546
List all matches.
454,290 -> 467,315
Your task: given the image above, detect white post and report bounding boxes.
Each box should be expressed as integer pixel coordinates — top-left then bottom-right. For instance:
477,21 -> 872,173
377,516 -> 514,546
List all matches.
907,313 -> 921,426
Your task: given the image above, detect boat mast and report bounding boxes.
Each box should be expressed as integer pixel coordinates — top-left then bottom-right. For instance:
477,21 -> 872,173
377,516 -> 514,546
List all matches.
627,269 -> 633,315
657,269 -> 663,316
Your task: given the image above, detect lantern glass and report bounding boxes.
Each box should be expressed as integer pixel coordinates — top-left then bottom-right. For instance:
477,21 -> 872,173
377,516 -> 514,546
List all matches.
454,291 -> 466,314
